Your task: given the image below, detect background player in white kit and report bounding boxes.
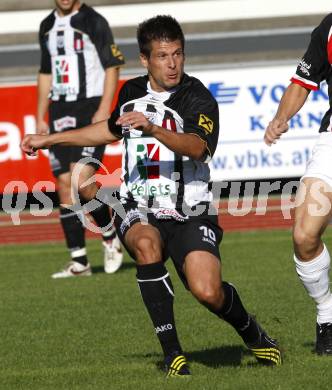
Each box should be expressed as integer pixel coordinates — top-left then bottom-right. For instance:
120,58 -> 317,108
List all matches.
264,13 -> 332,355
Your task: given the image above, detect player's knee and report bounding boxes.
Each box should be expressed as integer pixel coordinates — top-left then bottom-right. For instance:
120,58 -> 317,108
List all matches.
192,284 -> 222,309
293,225 -> 321,258
77,184 -> 96,201
293,225 -> 319,248
134,236 -> 161,263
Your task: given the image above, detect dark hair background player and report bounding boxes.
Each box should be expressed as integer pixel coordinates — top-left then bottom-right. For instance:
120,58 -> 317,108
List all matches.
37,0 -> 125,278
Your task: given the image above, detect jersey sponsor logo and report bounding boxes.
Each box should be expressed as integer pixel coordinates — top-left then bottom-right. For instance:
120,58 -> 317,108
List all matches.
154,208 -> 188,221
136,143 -> 160,179
198,114 -> 214,134
145,112 -> 157,124
111,44 -> 124,61
299,59 -> 311,76
54,116 -> 77,132
55,59 -> 69,84
129,183 -> 171,197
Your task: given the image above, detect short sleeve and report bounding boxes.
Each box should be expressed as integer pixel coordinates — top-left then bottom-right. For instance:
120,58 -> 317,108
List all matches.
89,15 -> 125,69
108,106 -> 122,139
291,15 -> 331,90
182,92 -> 219,161
39,23 -> 52,74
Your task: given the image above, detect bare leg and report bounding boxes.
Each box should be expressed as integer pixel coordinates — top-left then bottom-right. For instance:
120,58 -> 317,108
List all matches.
293,177 -> 332,354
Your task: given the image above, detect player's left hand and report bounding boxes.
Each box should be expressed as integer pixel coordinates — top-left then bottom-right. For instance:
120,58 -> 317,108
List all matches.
116,111 -> 154,135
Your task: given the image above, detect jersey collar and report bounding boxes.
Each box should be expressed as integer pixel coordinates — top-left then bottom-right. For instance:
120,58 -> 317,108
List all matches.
146,81 -> 176,102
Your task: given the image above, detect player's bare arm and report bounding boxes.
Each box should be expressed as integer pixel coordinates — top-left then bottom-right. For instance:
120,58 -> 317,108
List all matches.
36,73 -> 52,135
116,111 -> 206,160
21,120 -> 119,154
92,66 -> 120,123
264,83 -> 310,146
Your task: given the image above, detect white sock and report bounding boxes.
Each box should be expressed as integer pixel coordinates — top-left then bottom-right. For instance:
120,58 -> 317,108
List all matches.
294,244 -> 332,324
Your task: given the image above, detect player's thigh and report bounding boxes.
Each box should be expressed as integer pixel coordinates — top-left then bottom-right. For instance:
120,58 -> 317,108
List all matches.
114,203 -> 165,263
70,97 -> 105,169
294,177 -> 332,238
168,215 -> 223,288
48,101 -> 76,177
48,145 -> 71,178
51,97 -> 104,176
124,222 -> 164,263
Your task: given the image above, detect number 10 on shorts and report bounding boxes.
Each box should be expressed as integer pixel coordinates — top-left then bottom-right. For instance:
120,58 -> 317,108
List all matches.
199,225 -> 216,242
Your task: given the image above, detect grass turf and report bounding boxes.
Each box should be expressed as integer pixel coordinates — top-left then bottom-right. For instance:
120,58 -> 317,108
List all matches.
0,229 -> 332,389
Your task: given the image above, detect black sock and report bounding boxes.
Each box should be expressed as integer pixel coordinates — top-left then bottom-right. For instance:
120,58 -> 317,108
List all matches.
88,201 -> 113,235
136,262 -> 182,357
213,281 -> 260,345
59,206 -> 88,266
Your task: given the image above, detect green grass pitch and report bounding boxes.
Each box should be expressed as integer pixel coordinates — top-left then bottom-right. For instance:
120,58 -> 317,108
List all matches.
1,229 -> 332,389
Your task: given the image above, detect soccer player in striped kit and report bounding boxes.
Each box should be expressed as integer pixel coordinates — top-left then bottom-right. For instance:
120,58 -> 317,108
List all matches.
24,15 -> 281,375
37,0 -> 125,278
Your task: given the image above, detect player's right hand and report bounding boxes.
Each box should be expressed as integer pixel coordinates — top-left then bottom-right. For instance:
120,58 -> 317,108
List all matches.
36,120 -> 49,135
20,134 -> 49,156
264,118 -> 289,146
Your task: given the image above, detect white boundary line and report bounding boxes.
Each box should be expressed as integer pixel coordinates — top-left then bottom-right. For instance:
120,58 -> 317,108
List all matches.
0,0 -> 329,35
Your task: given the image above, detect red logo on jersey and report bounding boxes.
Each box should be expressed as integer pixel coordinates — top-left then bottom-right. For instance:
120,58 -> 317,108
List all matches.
147,143 -> 159,178
136,143 -> 160,179
55,60 -> 69,84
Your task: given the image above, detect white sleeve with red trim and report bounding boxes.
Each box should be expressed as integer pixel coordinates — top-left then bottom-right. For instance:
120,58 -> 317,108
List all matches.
291,14 -> 332,91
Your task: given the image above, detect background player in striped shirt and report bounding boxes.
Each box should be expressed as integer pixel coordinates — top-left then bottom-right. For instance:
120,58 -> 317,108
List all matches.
37,0 -> 125,278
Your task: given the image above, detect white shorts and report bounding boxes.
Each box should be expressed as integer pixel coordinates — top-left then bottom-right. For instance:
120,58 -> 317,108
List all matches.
302,132 -> 332,188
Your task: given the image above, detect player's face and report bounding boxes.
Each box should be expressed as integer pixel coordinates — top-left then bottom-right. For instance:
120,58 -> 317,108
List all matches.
141,39 -> 185,92
55,0 -> 80,16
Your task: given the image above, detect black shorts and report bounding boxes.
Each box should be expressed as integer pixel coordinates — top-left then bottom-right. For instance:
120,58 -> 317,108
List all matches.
114,201 -> 223,287
48,97 -> 106,177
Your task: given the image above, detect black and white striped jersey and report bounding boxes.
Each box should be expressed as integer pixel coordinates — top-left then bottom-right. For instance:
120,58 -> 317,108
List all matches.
291,13 -> 332,132
39,4 -> 124,102
108,74 -> 219,213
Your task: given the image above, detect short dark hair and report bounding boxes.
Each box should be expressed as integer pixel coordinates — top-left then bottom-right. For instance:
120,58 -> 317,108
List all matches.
137,15 -> 185,57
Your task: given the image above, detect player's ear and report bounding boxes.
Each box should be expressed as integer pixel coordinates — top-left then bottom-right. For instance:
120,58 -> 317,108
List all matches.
140,53 -> 148,69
